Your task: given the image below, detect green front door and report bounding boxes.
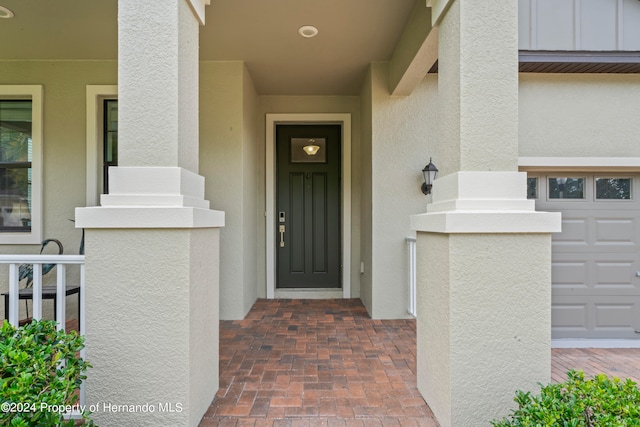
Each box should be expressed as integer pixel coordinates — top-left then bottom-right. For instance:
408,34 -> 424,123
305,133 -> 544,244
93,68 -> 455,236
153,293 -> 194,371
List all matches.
276,124 -> 341,288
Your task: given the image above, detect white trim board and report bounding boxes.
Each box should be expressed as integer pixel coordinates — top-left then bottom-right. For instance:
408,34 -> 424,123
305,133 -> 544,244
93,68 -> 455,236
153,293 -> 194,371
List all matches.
519,157 -> 640,171
265,114 -> 352,299
552,339 -> 640,349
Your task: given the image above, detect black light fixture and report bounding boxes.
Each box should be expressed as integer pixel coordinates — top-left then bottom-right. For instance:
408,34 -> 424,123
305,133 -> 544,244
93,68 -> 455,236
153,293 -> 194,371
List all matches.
421,158 -> 438,195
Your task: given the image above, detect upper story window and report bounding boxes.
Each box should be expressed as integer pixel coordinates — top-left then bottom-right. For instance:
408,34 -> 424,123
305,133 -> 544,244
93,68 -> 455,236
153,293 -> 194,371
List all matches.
0,86 -> 42,244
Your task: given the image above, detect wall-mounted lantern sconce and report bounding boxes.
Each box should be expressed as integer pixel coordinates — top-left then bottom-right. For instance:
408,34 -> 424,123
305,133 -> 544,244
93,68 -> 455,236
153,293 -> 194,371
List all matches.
421,158 -> 438,195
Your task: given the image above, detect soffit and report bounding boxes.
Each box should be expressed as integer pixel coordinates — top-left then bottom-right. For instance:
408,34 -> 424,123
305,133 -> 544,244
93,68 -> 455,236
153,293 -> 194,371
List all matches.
0,0 -> 418,96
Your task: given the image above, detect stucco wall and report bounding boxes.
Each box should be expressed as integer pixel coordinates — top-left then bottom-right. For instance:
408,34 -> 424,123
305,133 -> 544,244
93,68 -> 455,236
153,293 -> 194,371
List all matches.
256,95 -> 362,299
118,0 -> 199,172
0,60 -> 257,322
438,0 -> 519,175
519,74 -> 640,158
417,232 -> 551,426
0,61 -> 116,254
4,60 -> 638,325
365,63 -> 438,319
416,233 -> 451,425
0,61 -> 116,319
200,61 -> 259,320
84,227 -> 219,426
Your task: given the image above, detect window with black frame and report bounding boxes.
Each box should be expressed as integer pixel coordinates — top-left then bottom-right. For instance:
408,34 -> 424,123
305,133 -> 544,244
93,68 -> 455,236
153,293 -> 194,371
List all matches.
0,100 -> 32,232
103,99 -> 118,194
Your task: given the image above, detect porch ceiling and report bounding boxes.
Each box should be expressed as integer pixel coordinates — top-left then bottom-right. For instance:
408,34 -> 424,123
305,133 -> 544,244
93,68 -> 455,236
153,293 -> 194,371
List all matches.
0,0 -> 418,96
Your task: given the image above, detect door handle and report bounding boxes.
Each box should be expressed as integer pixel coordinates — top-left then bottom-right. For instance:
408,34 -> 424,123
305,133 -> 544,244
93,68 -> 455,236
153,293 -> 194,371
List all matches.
279,225 -> 285,247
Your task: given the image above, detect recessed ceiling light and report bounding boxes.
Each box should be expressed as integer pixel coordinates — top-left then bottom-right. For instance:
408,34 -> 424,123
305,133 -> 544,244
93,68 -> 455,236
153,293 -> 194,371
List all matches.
298,25 -> 318,38
0,5 -> 14,18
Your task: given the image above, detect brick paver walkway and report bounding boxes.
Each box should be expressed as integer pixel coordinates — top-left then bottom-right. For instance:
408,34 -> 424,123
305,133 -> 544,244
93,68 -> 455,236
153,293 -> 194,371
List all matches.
552,347 -> 640,384
200,299 -> 640,427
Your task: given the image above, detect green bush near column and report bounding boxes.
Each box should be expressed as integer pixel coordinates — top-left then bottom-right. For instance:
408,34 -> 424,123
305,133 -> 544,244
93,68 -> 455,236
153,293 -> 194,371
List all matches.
0,320 -> 94,426
493,370 -> 640,426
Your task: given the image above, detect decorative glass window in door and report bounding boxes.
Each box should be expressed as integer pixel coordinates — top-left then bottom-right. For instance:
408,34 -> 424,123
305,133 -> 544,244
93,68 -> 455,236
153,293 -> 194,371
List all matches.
0,100 -> 32,232
291,138 -> 326,163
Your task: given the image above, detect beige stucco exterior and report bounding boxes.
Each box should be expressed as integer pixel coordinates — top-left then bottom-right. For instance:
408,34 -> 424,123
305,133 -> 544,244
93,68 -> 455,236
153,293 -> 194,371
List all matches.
417,233 -> 552,426
84,228 -> 219,427
1,62 -> 639,324
199,61 -> 259,320
361,64 -> 438,318
1,1 -> 639,427
438,0 -> 519,174
74,3 -> 224,425
1,59 -> 639,325
411,2 -> 559,427
118,0 -> 199,172
519,74 -> 640,158
0,61 -> 116,254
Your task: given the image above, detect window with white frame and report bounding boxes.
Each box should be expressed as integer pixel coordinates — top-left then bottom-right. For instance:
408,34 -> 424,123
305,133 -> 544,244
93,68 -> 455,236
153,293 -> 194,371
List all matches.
0,86 -> 42,244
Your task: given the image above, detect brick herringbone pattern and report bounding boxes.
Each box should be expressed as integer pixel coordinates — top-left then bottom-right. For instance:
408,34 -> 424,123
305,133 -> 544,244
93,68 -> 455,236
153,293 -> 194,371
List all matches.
200,298 -> 640,426
200,299 -> 438,426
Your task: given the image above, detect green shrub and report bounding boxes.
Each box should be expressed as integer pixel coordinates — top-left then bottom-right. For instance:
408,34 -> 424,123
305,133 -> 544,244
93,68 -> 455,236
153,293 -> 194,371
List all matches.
0,320 -> 94,426
493,370 -> 640,427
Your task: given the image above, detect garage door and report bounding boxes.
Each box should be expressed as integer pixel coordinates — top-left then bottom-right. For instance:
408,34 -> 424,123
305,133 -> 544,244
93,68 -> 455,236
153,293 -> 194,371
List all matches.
531,174 -> 640,340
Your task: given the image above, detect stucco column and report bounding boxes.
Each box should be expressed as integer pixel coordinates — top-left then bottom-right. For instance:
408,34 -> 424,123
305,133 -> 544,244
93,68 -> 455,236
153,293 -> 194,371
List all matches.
75,1 -> 222,426
411,1 -> 561,426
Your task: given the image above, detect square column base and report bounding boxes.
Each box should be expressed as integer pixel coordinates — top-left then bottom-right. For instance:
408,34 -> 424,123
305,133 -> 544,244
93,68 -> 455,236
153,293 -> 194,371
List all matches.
84,227 -> 219,427
415,232 -> 551,427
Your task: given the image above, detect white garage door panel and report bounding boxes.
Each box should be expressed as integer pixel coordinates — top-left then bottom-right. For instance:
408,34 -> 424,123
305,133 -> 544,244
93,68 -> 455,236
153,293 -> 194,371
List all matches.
552,259 -> 588,288
595,218 -> 636,246
553,296 -> 640,339
552,253 -> 640,295
595,260 -> 637,289
553,216 -> 589,247
534,174 -> 640,340
551,211 -> 640,253
595,302 -> 637,329
552,301 -> 588,333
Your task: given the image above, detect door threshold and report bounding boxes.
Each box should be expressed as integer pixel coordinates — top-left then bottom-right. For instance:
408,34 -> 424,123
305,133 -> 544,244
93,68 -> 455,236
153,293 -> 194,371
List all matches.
274,289 -> 344,299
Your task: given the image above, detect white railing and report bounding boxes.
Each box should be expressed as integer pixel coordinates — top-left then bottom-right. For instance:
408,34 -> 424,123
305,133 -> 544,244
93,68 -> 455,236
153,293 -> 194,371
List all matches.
0,254 -> 86,416
406,237 -> 417,317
